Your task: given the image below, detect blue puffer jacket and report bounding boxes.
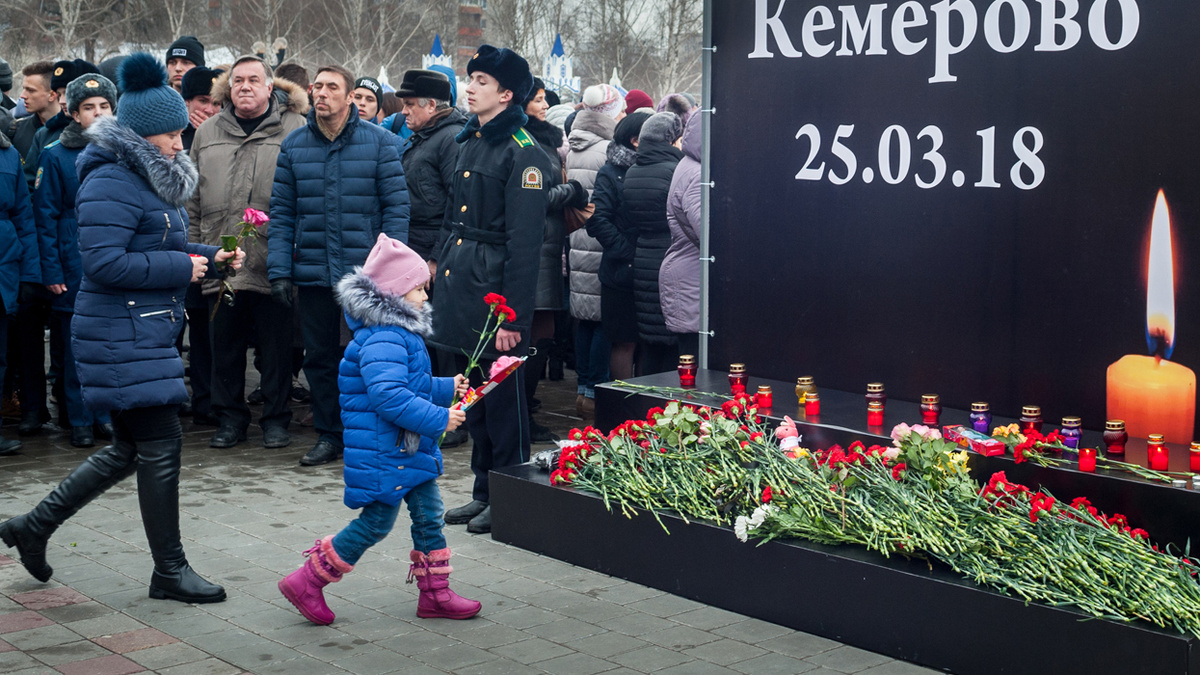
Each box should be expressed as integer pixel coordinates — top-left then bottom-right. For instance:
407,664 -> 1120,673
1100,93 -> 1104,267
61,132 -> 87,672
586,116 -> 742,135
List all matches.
336,270 -> 453,508
72,117 -> 220,412
267,106 -> 410,287
32,121 -> 88,311
0,131 -> 39,315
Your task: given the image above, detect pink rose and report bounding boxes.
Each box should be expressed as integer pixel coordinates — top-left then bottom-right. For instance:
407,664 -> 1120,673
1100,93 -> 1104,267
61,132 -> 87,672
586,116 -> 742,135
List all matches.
890,423 -> 912,443
489,355 -> 522,379
243,208 -> 270,227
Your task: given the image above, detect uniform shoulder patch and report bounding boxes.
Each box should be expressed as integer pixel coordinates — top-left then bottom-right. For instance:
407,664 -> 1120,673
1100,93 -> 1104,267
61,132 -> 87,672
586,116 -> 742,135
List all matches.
521,166 -> 543,190
512,128 -> 534,148
34,167 -> 43,190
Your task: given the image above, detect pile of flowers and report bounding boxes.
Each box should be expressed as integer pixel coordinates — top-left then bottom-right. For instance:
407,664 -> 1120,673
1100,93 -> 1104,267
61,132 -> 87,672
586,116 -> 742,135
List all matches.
554,403 -> 1200,637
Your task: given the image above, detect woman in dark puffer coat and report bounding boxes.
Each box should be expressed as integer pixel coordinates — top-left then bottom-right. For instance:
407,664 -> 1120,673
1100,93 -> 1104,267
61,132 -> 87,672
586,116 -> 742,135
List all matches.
0,54 -> 241,604
621,112 -> 684,375
586,112 -> 649,380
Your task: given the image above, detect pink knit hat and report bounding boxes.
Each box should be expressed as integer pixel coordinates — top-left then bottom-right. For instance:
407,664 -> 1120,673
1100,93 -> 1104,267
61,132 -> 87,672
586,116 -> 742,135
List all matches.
361,233 -> 430,297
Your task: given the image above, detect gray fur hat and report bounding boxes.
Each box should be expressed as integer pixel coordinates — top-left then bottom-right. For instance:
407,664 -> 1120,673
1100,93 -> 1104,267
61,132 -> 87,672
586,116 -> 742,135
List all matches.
639,112 -> 683,145
66,73 -> 117,114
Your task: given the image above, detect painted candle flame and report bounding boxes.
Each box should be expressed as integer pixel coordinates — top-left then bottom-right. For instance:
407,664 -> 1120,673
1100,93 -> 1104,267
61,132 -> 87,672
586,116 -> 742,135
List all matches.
1146,189 -> 1176,360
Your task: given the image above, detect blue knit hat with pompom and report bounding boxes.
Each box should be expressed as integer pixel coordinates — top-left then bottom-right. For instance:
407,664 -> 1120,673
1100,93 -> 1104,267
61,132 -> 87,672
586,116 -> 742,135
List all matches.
116,52 -> 189,137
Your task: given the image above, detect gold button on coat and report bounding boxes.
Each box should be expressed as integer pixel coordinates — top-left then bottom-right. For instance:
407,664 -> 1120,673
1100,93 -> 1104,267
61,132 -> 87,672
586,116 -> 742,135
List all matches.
456,239 -> 463,245
460,205 -> 467,212
463,171 -> 470,178
444,269 -> 450,277
475,132 -> 481,138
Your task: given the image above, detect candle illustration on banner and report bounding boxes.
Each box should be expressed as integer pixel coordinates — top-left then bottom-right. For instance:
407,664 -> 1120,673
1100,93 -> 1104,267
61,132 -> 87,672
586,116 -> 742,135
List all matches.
1106,190 -> 1197,444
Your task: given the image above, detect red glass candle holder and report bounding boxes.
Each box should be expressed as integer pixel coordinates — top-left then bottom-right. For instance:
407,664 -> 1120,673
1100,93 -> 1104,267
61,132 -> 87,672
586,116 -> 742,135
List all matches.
1103,420 -> 1128,456
1148,434 -> 1169,471
866,382 -> 886,408
678,355 -> 696,388
805,392 -> 821,416
1020,406 -> 1043,434
867,401 -> 884,427
795,376 -> 816,405
920,394 -> 941,426
756,385 -> 773,410
1191,443 -> 1200,473
729,363 -> 747,395
1078,447 -> 1097,472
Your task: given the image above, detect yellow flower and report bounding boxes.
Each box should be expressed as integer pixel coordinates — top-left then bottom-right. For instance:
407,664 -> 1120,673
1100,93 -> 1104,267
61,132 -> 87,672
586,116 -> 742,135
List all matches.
992,424 -> 1021,437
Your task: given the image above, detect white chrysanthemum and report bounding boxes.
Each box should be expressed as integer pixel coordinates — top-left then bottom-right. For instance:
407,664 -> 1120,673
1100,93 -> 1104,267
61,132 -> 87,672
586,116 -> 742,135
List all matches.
734,516 -> 749,542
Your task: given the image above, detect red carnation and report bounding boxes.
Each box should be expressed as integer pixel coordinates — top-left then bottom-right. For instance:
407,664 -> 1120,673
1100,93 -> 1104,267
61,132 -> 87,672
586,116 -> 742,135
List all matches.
484,293 -> 506,306
496,305 -> 517,322
891,463 -> 907,480
761,485 -> 773,503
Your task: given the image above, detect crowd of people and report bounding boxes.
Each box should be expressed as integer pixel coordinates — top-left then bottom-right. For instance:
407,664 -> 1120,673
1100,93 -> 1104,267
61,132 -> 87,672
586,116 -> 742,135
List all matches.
0,38 -> 703,622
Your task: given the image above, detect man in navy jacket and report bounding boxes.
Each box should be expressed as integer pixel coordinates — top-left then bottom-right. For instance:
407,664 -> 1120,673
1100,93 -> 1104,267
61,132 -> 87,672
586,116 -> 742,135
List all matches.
267,64 -> 409,466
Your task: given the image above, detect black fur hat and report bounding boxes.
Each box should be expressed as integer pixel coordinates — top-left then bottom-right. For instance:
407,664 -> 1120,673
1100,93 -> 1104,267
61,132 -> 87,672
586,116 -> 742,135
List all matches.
395,69 -> 452,102
51,59 -> 100,91
466,45 -> 533,105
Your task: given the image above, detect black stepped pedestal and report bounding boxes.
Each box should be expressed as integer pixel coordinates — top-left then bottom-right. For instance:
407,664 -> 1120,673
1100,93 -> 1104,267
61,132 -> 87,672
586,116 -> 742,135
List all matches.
492,464 -> 1200,675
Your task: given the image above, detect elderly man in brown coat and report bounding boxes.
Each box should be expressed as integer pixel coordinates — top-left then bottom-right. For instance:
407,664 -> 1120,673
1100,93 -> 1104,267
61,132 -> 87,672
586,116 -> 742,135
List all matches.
186,54 -> 309,450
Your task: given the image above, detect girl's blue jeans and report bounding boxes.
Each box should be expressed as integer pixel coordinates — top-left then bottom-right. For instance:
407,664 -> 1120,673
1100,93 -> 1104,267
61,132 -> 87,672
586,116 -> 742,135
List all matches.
330,479 -> 447,565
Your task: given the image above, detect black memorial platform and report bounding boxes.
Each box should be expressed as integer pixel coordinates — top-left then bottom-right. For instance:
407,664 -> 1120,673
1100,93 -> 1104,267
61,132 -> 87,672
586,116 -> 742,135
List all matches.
491,371 -> 1200,674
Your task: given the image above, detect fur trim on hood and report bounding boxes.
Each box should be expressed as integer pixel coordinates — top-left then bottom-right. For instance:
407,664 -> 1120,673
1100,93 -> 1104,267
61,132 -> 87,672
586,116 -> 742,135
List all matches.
336,269 -> 434,336
524,116 -> 563,151
84,115 -> 198,206
605,141 -> 637,169
210,74 -> 310,115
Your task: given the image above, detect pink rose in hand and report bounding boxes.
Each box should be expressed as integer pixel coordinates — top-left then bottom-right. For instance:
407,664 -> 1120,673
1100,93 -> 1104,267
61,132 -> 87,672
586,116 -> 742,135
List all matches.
489,355 -> 522,379
243,208 -> 270,227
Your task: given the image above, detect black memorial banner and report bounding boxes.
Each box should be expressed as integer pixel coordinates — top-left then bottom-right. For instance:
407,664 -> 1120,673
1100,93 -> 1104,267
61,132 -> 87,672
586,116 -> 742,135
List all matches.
707,0 -> 1200,437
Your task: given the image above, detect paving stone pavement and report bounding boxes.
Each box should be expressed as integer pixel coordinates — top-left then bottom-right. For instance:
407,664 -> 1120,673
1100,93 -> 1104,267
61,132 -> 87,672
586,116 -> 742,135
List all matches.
0,374 -> 941,675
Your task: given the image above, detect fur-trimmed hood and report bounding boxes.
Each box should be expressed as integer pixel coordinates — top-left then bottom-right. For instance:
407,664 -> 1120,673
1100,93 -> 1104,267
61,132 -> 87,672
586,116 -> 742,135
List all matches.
524,115 -> 563,151
606,141 -> 637,169
210,74 -> 310,116
568,110 -> 615,152
457,104 -> 529,145
80,115 -> 198,207
336,269 -> 433,336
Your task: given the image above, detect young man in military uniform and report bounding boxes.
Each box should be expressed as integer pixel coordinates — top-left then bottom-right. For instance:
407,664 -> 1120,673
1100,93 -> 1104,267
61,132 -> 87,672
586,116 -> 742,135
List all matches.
429,45 -> 552,534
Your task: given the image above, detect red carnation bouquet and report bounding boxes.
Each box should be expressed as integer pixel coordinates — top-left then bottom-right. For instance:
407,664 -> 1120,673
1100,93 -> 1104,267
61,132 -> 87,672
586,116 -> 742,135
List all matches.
437,293 -> 518,443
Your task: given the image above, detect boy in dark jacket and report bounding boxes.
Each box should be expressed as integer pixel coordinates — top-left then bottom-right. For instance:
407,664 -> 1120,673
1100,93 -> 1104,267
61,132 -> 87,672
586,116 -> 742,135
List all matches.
31,73 -> 118,448
279,233 -> 479,625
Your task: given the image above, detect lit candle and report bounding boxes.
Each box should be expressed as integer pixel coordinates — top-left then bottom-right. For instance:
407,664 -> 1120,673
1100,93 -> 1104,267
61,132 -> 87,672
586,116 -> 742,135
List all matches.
867,401 -> 884,427
1148,434 -> 1169,471
1191,442 -> 1200,473
729,364 -> 747,395
755,385 -> 773,410
1060,417 -> 1082,451
1104,420 -> 1128,456
866,383 -> 886,409
805,392 -> 821,417
678,355 -> 696,388
970,402 -> 992,434
1107,191 -> 1197,444
1078,447 -> 1097,472
795,376 -> 816,405
920,395 -> 941,426
1019,406 -> 1043,434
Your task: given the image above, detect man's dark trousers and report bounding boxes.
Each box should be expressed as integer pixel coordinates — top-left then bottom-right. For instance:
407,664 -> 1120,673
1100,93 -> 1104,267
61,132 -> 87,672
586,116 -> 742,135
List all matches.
209,291 -> 294,432
456,354 -> 529,503
297,286 -> 344,447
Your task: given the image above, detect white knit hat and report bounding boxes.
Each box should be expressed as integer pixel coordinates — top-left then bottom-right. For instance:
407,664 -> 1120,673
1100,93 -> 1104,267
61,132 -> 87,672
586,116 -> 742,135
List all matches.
582,84 -> 625,119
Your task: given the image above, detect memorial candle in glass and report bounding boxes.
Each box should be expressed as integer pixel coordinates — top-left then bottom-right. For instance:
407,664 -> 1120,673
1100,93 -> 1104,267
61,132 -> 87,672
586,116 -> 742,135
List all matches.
756,385 -> 773,410
1078,447 -> 1097,472
678,354 -> 697,387
1148,434 -> 1169,471
970,402 -> 992,433
1061,417 -> 1082,451
867,401 -> 884,426
795,376 -> 816,405
1020,406 -> 1043,434
866,383 -> 886,409
1191,442 -> 1200,473
1103,420 -> 1128,456
920,395 -> 941,426
729,363 -> 747,395
805,392 -> 820,416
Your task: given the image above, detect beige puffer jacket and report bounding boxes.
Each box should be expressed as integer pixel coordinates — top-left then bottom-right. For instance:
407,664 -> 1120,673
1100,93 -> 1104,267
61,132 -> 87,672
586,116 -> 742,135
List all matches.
186,75 -> 309,296
565,111 -> 615,322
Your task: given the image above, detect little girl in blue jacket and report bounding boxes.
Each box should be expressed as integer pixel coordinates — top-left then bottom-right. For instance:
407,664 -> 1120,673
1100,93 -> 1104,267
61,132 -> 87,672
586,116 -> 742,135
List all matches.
279,233 -> 479,624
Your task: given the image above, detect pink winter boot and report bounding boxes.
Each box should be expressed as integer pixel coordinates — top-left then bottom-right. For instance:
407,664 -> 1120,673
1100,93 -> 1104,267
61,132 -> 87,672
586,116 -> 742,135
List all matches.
409,548 -> 481,619
278,536 -> 353,625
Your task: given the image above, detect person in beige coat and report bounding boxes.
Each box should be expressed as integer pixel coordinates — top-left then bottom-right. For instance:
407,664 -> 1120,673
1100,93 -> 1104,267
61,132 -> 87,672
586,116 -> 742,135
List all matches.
186,55 -> 308,450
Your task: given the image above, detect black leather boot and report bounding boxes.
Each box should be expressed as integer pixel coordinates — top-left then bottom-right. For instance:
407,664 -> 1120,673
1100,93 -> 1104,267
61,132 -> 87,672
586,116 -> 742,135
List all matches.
0,441 -> 138,582
137,437 -> 226,604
